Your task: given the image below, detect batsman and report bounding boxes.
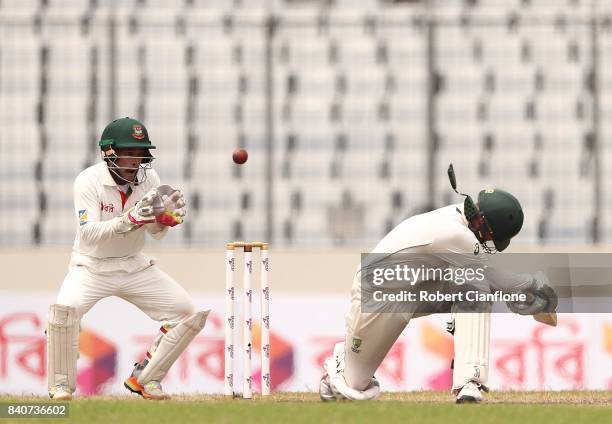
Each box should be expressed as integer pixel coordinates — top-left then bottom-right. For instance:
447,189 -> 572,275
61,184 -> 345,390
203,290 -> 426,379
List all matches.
47,117 -> 210,400
320,165 -> 558,403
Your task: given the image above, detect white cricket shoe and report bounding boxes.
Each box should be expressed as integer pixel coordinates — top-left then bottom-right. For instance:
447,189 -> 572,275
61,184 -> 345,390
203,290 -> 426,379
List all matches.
49,384 -> 72,401
124,376 -> 171,400
319,373 -> 337,402
455,381 -> 483,404
319,342 -> 380,401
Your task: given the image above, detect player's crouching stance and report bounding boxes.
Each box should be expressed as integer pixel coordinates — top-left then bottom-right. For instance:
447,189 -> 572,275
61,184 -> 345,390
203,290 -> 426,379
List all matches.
319,165 -> 558,404
47,118 -> 210,401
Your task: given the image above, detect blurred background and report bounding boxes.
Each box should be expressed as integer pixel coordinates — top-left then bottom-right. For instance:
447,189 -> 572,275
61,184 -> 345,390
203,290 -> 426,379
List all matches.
1,0 -> 610,248
1,0 -> 611,395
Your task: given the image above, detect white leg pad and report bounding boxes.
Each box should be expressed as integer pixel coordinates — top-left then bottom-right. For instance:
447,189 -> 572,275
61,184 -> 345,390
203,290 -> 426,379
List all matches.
47,304 -> 79,392
137,309 -> 211,384
452,312 -> 491,392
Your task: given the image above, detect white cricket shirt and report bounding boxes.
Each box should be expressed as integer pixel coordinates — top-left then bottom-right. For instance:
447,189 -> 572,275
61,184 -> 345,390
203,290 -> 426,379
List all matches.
69,161 -> 167,274
362,204 -> 532,292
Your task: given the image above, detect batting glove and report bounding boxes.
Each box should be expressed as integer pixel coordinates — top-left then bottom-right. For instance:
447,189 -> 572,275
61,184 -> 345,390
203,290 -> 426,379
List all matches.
507,272 -> 558,315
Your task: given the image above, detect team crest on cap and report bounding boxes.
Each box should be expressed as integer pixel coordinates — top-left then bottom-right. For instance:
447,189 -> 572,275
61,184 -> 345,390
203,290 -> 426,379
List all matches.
132,124 -> 145,140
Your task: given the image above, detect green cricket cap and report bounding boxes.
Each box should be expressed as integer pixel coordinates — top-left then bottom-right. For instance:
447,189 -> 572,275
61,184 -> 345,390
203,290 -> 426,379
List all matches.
99,117 -> 156,150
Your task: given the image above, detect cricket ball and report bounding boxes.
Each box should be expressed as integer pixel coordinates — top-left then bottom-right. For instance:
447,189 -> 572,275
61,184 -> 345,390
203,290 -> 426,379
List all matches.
233,148 -> 248,165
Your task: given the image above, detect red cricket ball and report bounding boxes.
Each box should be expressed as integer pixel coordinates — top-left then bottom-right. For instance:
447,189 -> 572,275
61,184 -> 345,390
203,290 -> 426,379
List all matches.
232,148 -> 248,164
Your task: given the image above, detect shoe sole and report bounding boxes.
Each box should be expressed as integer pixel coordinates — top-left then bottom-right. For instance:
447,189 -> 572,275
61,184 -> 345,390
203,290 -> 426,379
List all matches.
456,396 -> 481,404
124,376 -> 170,400
50,394 -> 72,401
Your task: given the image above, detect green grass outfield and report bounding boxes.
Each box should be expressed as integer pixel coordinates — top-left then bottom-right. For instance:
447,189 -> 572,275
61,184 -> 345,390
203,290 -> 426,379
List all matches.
1,392 -> 610,424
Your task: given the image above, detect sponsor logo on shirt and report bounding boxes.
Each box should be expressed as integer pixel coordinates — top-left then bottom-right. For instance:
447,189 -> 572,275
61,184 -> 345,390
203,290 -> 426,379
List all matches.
100,201 -> 115,213
79,209 -> 88,226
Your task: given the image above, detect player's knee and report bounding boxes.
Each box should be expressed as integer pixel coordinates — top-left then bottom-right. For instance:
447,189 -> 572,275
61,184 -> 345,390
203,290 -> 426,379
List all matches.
174,298 -> 196,321
184,302 -> 196,317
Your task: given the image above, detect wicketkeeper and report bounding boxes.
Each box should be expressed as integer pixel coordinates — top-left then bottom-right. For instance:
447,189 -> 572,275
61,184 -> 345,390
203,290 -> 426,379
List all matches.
47,117 -> 210,400
319,165 -> 558,403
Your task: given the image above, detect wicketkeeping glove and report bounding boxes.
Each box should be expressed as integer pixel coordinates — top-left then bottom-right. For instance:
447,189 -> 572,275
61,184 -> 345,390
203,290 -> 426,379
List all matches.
154,185 -> 186,227
124,189 -> 165,226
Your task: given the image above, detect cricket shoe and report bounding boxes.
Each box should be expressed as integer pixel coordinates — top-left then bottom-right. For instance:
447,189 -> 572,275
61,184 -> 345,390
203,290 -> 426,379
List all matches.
49,384 -> 72,401
320,372 -> 381,402
455,381 -> 484,404
319,373 -> 336,402
124,376 -> 170,400
319,342 -> 380,401
319,344 -> 343,402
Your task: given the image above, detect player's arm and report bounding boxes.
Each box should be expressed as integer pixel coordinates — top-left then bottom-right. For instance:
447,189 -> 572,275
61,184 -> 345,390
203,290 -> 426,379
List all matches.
74,175 -> 157,243
463,255 -> 557,310
442,249 -> 550,294
441,251 -> 557,325
435,229 -> 535,292
441,247 -> 557,317
436,230 -> 557,309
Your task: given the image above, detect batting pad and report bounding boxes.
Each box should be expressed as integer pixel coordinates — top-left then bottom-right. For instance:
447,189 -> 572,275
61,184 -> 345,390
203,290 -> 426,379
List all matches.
451,311 -> 491,391
137,309 -> 211,384
47,304 -> 79,392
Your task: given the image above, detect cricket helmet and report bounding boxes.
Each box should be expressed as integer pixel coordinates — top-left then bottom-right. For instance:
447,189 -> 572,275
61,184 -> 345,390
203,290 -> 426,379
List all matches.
477,188 -> 524,252
98,117 -> 155,184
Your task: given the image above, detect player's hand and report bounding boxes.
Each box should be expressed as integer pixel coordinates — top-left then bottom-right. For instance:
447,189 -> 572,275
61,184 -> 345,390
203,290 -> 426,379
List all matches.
157,185 -> 186,212
126,189 -> 164,225
154,185 -> 186,227
159,186 -> 185,209
506,272 -> 558,315
155,209 -> 184,227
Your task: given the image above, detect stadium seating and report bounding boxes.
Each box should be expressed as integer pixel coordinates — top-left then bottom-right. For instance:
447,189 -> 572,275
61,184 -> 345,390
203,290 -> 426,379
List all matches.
0,0 -> 605,247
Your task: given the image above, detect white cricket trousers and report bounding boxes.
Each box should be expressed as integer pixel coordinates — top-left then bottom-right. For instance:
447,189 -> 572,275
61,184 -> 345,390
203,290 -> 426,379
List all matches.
342,274 -> 490,392
56,264 -> 195,325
